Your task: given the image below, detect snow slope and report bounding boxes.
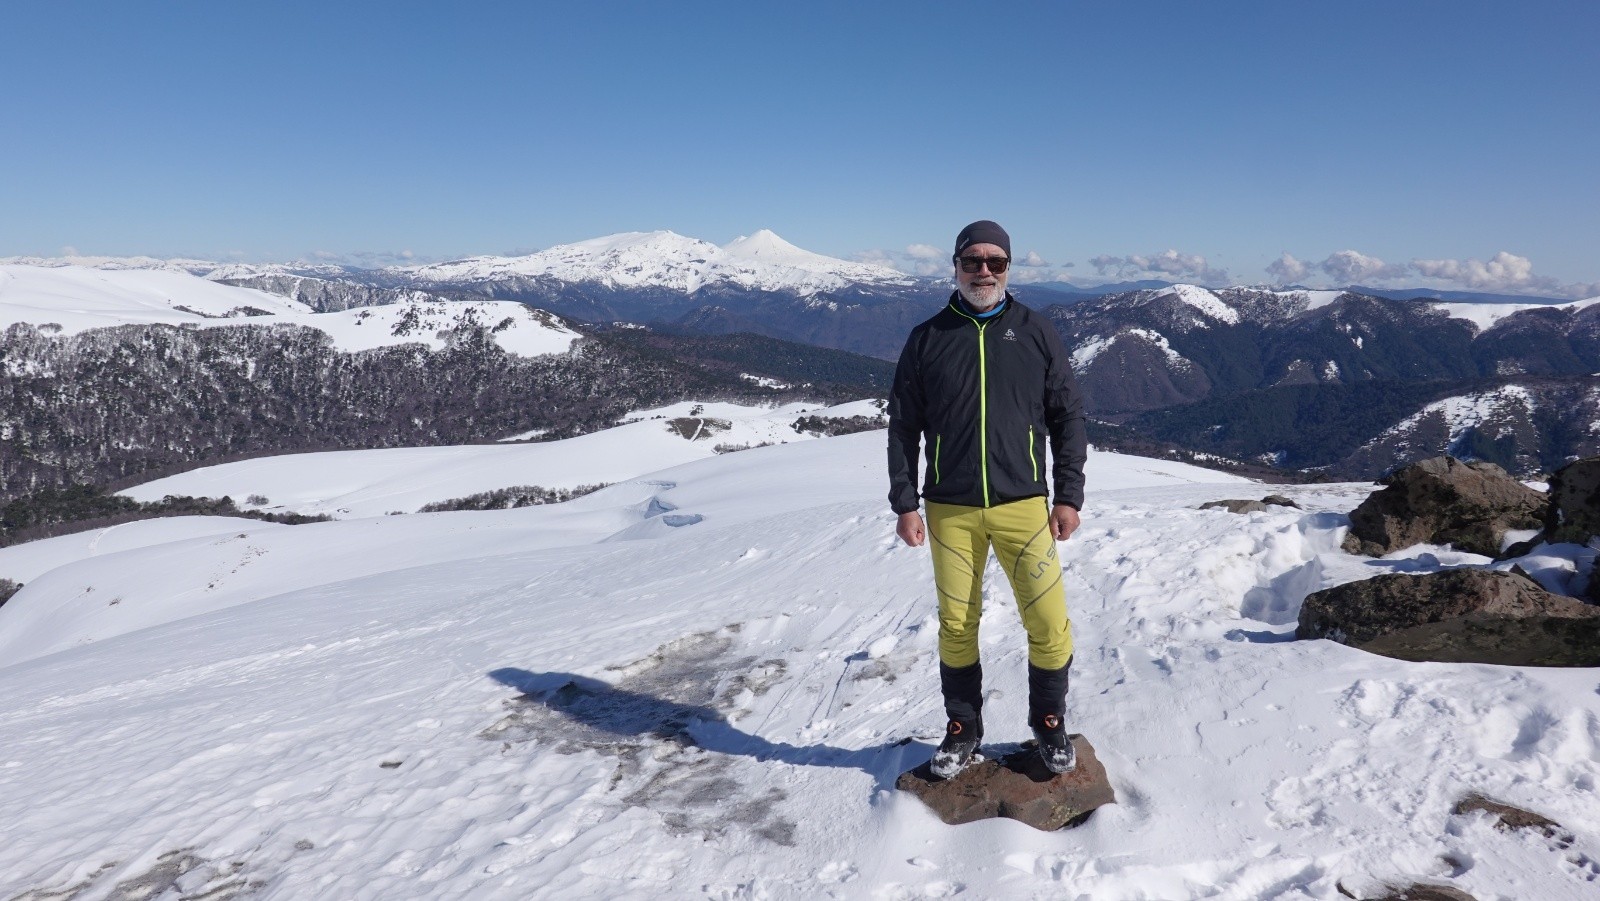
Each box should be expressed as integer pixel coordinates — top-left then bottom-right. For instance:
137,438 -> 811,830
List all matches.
1,434 -> 1597,900
1273,289 -> 1348,311
221,299 -> 580,356
1431,296 -> 1600,331
117,401 -> 888,518
0,264 -> 312,333
0,516 -> 280,584
1158,284 -> 1241,325
1367,385 -> 1537,455
0,265 -> 579,356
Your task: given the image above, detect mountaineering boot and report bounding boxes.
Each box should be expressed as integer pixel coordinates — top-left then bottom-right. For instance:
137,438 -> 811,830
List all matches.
1031,712 -> 1076,774
929,718 -> 983,779
1028,658 -> 1075,774
931,660 -> 984,778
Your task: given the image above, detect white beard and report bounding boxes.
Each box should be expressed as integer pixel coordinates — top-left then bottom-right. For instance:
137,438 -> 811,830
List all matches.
959,280 -> 1006,309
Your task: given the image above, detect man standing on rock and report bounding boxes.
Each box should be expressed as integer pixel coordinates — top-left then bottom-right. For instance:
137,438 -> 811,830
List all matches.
888,220 -> 1088,778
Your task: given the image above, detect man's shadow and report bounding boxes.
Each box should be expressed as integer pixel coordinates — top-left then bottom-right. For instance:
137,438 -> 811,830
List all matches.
487,668 -> 929,795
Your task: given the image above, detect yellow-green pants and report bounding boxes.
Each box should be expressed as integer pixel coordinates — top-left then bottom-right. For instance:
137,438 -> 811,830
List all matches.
927,497 -> 1073,670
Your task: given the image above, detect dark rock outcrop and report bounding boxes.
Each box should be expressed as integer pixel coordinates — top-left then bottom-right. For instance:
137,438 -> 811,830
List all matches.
1544,457 -> 1600,545
1361,884 -> 1477,901
895,736 -> 1114,831
1452,793 -> 1569,842
1341,457 -> 1546,557
1201,499 -> 1272,514
1298,569 -> 1600,666
1199,495 -> 1301,514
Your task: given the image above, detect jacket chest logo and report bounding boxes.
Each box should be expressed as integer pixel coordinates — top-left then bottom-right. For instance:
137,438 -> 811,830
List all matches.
1001,328 -> 1017,341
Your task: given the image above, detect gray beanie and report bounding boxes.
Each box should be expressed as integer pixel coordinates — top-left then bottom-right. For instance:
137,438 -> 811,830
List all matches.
954,220 -> 1011,258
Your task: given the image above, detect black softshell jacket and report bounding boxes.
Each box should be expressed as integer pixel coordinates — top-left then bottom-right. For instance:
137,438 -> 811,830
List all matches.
887,293 -> 1088,515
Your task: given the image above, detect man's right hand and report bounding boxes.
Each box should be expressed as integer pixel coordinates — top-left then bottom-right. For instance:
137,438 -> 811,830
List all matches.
896,511 -> 926,547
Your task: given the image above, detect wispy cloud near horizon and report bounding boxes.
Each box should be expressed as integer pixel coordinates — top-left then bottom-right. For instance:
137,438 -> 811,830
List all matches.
1269,249 -> 1600,299
1089,250 -> 1230,286
309,249 -> 434,268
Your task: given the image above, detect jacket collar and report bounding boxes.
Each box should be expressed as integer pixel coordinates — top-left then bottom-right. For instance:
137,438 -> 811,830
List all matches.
948,290 -> 1015,323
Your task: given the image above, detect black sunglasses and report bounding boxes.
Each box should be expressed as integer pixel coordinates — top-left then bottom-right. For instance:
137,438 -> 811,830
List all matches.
956,255 -> 1010,274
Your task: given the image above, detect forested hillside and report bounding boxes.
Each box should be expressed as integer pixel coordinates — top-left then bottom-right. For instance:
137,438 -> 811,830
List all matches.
0,319 -> 875,511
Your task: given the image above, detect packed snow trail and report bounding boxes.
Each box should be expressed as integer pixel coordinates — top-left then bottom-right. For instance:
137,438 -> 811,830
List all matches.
2,435 -> 1597,899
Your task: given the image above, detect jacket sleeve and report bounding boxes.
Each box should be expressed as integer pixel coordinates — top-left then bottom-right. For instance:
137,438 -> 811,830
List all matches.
1040,323 -> 1088,510
887,329 -> 926,515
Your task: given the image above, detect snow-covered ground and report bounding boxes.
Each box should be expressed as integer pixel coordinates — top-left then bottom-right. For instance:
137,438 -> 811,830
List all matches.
118,401 -> 888,519
0,264 -> 312,333
2,427 -> 1597,900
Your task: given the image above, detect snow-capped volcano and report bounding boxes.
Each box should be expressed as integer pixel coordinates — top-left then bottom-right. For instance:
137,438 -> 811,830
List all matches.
401,229 -> 915,296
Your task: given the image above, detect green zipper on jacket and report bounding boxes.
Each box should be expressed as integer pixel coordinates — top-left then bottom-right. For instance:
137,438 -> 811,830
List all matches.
933,434 -> 942,483
1029,425 -> 1038,482
977,321 -> 990,505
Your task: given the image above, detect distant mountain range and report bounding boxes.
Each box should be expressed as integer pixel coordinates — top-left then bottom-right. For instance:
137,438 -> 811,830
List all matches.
5,231 -> 1600,490
1027,280 -> 1583,306
0,262 -> 892,516
1049,284 -> 1600,476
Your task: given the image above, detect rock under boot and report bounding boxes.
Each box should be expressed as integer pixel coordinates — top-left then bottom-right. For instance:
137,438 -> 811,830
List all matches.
1032,713 -> 1076,774
929,719 -> 983,779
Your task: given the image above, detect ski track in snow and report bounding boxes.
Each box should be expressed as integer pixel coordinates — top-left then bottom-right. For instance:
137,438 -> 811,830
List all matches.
2,441 -> 1598,899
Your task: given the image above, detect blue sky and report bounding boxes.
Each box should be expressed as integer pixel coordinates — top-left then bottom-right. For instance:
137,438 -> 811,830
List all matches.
3,1 -> 1596,295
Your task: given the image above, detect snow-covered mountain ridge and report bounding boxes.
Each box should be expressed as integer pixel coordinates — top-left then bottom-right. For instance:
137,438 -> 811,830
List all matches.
398,229 -> 915,296
1107,284 -> 1600,333
3,229 -> 918,298
0,264 -> 578,356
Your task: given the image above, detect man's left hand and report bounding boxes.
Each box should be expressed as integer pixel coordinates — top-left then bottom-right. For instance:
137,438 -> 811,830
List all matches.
1049,504 -> 1080,541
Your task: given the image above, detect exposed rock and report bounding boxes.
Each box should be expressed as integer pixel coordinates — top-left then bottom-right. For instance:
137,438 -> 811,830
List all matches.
1200,499 -> 1271,514
895,736 -> 1114,831
1365,883 -> 1477,901
1199,495 -> 1300,514
1544,457 -> 1600,545
1297,569 -> 1600,666
1497,535 -> 1543,561
1452,793 -> 1569,842
1341,457 -> 1547,557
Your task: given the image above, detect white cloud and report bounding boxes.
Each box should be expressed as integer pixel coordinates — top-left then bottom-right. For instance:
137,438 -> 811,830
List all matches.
1266,252 -> 1309,284
1021,251 -> 1048,267
1411,252 -> 1600,299
1090,249 -> 1229,285
1413,252 -> 1542,291
1266,248 -> 1597,299
60,245 -> 80,257
308,249 -> 436,268
1318,250 -> 1409,284
851,246 -> 948,277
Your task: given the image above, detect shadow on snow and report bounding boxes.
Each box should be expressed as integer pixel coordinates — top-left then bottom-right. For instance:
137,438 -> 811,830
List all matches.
487,667 -> 926,797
